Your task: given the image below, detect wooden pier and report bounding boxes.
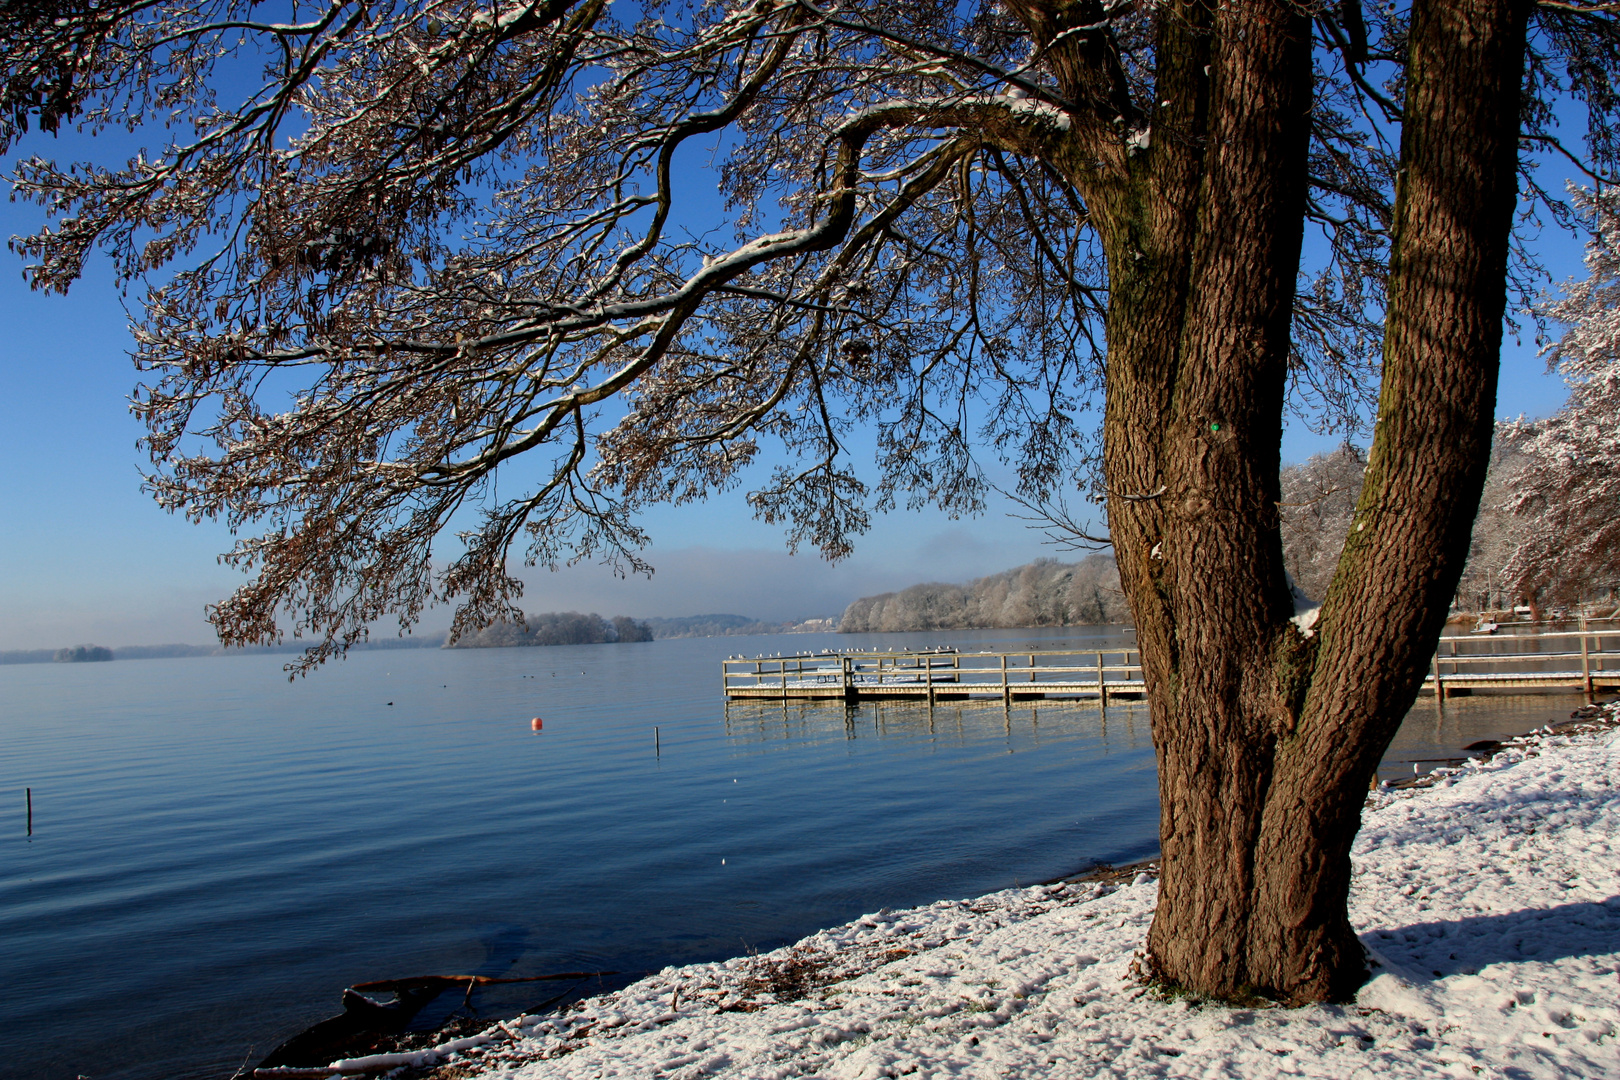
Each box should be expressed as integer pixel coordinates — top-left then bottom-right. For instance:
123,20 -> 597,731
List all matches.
722,619 -> 1620,704
1423,619 -> 1619,701
723,646 -> 1144,703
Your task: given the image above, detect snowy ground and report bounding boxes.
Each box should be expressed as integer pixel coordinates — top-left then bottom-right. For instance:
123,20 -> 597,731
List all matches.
275,705 -> 1620,1080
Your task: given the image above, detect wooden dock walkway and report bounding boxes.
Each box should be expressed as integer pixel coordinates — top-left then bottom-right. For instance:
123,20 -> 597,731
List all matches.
721,619 -> 1620,704
723,646 -> 1144,703
1424,619 -> 1619,701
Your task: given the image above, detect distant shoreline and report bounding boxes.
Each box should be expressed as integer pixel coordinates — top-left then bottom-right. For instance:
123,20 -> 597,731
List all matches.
0,637 -> 446,665
0,620 -> 1123,667
0,615 -> 838,666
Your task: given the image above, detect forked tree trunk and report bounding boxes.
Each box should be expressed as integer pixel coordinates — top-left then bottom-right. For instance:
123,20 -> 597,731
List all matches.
1099,0 -> 1532,1002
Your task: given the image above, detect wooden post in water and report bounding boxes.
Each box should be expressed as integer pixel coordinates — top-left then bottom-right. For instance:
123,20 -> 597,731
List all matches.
842,655 -> 856,703
1432,655 -> 1445,707
1000,654 -> 1010,704
926,656 -> 934,705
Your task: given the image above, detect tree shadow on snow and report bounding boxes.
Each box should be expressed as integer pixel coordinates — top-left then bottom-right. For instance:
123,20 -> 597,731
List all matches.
1361,895 -> 1620,981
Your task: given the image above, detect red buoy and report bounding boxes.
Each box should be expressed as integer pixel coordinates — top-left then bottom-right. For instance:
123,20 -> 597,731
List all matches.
530,717 -> 543,731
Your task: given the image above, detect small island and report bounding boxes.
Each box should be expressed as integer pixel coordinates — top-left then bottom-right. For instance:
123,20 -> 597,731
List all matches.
53,644 -> 114,663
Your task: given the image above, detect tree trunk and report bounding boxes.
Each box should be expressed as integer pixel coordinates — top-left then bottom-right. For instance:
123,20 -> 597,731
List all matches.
1102,0 -> 1532,1002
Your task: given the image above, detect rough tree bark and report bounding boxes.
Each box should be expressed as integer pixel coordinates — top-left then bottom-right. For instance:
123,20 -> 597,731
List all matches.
1097,0 -> 1532,1002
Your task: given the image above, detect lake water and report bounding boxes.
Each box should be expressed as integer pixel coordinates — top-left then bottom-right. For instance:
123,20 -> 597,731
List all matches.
0,628 -> 1583,1080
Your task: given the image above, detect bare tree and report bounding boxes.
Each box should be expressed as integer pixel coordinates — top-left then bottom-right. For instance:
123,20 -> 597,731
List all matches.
1501,187 -> 1620,609
6,0 -> 1619,1002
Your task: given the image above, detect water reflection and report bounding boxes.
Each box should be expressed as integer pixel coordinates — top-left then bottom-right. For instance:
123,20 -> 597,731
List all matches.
1378,689 -> 1586,783
0,631 -> 1591,1080
722,697 -> 1154,757
727,685 -> 1587,787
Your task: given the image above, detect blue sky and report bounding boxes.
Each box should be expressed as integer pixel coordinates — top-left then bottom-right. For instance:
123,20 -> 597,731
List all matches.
0,226 -> 1069,647
0,146 -> 1591,652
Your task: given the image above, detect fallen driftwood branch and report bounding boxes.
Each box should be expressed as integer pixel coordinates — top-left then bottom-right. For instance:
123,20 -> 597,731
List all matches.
253,1030 -> 506,1077
348,971 -> 613,992
253,970 -> 618,1076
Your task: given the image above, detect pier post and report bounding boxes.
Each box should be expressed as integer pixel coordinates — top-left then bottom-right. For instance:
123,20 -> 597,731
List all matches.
1581,613 -> 1593,701
842,655 -> 857,703
1000,654 -> 1010,704
1597,624 -> 1608,688
1432,655 -> 1445,706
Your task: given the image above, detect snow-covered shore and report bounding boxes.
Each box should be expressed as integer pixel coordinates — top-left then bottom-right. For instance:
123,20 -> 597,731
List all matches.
296,706 -> 1620,1080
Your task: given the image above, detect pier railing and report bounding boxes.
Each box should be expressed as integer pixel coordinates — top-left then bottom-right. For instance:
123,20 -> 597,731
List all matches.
1425,618 -> 1619,701
721,619 -> 1620,704
722,646 -> 1143,703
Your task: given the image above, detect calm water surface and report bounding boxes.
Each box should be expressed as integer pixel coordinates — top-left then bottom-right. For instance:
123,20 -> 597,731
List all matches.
0,628 -> 1582,1080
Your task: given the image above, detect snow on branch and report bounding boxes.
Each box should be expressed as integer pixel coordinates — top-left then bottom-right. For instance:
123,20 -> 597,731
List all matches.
1,0 -> 1463,667
1501,187 -> 1620,607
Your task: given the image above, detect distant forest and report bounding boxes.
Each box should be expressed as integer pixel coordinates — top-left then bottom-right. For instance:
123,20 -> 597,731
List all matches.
447,611 -> 835,646
54,645 -> 113,663
642,614 -> 784,638
447,612 -> 654,648
641,614 -> 837,637
838,555 -> 1129,633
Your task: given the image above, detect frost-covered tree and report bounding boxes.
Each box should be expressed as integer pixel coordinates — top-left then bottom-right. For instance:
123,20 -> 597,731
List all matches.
6,0 -> 1620,1003
1278,439 -> 1546,615
1278,444 -> 1366,603
1502,188 -> 1620,609
446,609 -> 653,645
1454,436 -> 1533,613
837,554 -> 1127,631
